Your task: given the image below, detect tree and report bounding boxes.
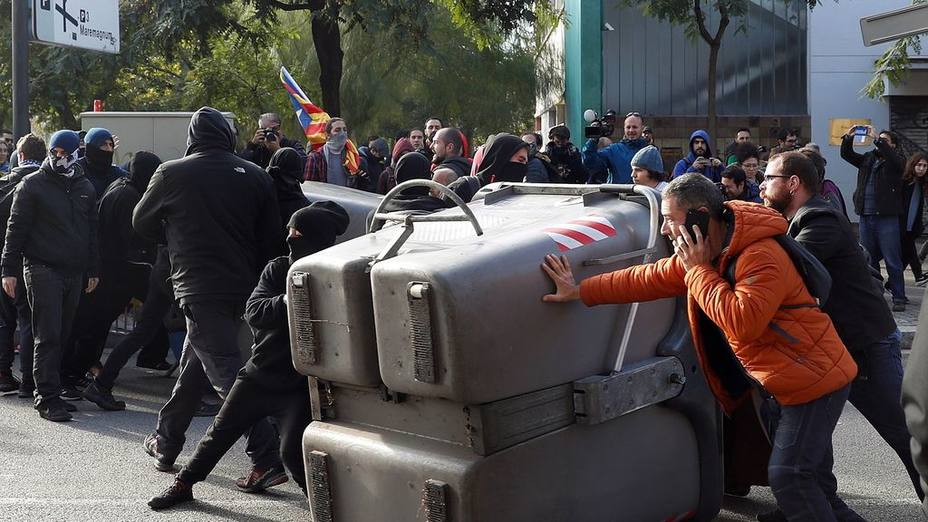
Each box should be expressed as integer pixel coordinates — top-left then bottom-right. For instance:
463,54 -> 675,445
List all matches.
861,0 -> 927,98
622,0 -> 819,147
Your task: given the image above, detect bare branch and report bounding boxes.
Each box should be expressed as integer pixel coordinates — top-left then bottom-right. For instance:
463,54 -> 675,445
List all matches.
692,0 -> 714,45
714,0 -> 730,46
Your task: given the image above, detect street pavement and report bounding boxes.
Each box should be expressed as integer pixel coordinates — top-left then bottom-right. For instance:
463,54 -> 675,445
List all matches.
0,272 -> 926,521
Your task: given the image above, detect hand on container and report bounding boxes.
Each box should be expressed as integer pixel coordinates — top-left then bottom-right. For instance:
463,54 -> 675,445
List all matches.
542,254 -> 581,302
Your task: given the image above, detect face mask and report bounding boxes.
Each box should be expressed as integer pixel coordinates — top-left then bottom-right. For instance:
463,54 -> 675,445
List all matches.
85,145 -> 114,170
497,161 -> 528,183
287,234 -> 330,264
327,132 -> 348,149
526,143 -> 538,156
49,151 -> 78,176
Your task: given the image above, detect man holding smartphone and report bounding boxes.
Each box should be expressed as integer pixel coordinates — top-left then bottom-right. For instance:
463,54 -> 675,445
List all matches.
541,173 -> 860,521
841,125 -> 906,311
239,112 -> 307,169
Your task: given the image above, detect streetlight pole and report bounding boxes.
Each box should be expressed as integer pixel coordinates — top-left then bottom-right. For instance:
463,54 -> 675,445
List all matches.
12,0 -> 31,140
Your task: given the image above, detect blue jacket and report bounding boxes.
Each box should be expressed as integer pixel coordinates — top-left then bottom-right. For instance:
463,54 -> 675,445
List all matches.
672,130 -> 723,182
582,138 -> 648,184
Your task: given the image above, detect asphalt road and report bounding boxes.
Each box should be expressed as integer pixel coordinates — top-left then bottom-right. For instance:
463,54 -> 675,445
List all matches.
1,276 -> 925,521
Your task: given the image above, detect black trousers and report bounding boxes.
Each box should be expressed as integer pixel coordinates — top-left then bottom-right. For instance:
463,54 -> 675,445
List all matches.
901,230 -> 923,279
178,375 -> 310,492
0,274 -> 31,377
96,254 -> 174,390
153,299 -> 280,469
24,263 -> 82,405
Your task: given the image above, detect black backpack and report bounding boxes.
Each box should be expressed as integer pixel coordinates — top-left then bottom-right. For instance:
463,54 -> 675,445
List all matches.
724,234 -> 832,307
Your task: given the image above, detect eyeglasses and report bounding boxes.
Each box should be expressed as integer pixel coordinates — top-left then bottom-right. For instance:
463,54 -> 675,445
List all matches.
762,175 -> 790,182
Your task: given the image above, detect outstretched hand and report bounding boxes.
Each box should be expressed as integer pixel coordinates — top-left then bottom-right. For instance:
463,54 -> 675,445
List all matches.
541,254 -> 581,303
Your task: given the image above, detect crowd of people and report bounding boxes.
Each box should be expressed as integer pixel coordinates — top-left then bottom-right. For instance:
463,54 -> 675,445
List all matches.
0,106 -> 927,520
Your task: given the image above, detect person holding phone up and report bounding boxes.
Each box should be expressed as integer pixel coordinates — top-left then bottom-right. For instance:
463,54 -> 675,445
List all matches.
841,125 -> 907,311
672,130 -> 724,182
541,173 -> 860,521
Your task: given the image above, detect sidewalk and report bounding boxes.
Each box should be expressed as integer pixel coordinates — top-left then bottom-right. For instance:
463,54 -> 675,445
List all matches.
891,267 -> 923,350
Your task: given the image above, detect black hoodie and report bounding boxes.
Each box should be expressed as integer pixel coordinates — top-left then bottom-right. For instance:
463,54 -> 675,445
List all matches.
267,147 -> 310,227
98,151 -> 162,269
1,159 -> 99,277
78,146 -> 127,201
132,107 -> 282,304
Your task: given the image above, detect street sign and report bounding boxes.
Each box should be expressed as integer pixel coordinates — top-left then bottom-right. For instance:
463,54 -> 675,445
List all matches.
860,3 -> 928,47
31,0 -> 120,54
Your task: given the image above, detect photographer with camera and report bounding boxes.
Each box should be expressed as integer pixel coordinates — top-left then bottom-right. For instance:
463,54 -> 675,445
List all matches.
672,130 -> 723,182
543,125 -> 586,184
240,113 -> 307,169
581,111 -> 647,184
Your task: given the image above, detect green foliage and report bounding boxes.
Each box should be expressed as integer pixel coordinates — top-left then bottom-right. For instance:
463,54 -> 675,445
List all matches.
862,0 -> 927,99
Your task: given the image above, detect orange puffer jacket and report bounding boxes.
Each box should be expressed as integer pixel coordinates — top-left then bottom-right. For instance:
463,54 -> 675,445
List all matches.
580,201 -> 857,413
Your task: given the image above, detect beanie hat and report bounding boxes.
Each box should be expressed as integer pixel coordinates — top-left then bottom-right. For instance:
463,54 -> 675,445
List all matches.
370,138 -> 390,158
83,128 -> 113,148
48,130 -> 80,155
287,200 -> 350,256
630,145 -> 664,174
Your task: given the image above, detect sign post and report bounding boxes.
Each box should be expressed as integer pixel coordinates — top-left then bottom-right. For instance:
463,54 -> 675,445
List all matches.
31,0 -> 121,54
860,3 -> 928,47
12,0 -> 30,141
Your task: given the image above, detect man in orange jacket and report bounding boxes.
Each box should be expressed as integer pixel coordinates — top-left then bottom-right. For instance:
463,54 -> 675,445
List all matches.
542,174 -> 860,521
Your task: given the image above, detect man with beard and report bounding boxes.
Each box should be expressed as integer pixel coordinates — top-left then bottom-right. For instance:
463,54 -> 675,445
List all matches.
582,112 -> 648,184
0,134 -> 44,396
431,128 -> 472,183
544,125 -> 586,184
239,113 -> 307,169
147,202 -> 349,510
1,130 -> 99,422
759,152 -> 923,520
133,107 -> 285,488
424,117 -> 443,150
841,125 -> 906,311
672,130 -> 723,182
78,128 -> 126,200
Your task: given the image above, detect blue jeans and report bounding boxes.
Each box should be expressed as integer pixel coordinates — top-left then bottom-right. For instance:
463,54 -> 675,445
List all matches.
859,215 -> 906,303
769,385 -> 863,521
845,330 -> 923,499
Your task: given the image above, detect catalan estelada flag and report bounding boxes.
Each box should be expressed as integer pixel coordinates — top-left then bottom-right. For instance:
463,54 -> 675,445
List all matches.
279,66 -> 360,174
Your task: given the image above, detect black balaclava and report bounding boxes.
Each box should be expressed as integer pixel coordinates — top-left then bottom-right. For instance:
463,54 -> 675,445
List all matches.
267,147 -> 305,189
394,151 -> 432,196
476,133 -> 530,185
286,201 -> 350,264
127,151 -> 162,192
185,106 -> 236,157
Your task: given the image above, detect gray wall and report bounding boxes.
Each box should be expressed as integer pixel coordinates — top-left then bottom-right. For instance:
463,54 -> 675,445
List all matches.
602,0 -> 807,116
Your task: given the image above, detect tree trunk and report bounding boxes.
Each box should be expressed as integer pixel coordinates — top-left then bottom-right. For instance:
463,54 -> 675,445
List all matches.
311,5 -> 343,116
707,42 -> 720,154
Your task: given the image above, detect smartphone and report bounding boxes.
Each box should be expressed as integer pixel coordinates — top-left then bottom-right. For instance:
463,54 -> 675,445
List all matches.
853,125 -> 868,136
684,209 -> 710,239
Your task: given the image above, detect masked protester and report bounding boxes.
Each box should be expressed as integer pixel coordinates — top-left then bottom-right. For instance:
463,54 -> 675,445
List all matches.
1,130 -> 100,422
545,125 -> 587,184
79,128 -> 127,201
444,133 -> 530,204
377,138 -> 415,195
266,147 -> 310,228
379,152 -> 452,214
304,118 -> 365,190
148,202 -> 349,511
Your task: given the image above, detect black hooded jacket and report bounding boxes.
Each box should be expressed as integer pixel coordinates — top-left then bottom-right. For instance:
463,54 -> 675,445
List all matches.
1,160 -> 99,277
476,134 -> 529,185
435,156 -> 472,179
132,107 -> 282,304
383,152 -> 452,214
98,152 -> 161,271
0,163 -> 41,253
842,135 -> 904,216
267,147 -> 310,227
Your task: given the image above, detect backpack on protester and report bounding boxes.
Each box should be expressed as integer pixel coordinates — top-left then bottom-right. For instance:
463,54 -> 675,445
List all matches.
724,234 -> 832,307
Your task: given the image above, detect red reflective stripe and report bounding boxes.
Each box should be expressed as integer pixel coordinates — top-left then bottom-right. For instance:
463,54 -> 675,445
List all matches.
573,219 -> 616,237
543,227 -> 596,245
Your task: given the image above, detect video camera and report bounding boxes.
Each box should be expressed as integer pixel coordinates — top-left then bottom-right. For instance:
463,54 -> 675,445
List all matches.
583,109 -> 617,139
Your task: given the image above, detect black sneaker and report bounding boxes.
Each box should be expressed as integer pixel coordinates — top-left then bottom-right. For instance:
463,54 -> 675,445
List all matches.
756,509 -> 787,522
136,359 -> 173,371
36,400 -> 73,422
148,479 -> 193,510
18,379 -> 34,399
893,302 -> 907,312
0,372 -> 20,396
235,465 -> 289,493
143,433 -> 177,472
83,381 -> 126,411
60,385 -> 83,401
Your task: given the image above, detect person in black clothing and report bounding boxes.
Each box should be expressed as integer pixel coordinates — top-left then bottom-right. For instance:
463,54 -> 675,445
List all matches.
544,125 -> 586,184
61,151 -> 169,398
239,112 -> 307,169
148,201 -> 349,511
761,152 -> 924,519
359,138 -> 389,193
133,107 -> 284,483
445,133 -> 530,203
79,127 -> 127,200
380,152 -> 452,214
266,147 -> 310,228
0,134 -> 43,396
431,127 -> 472,185
901,152 -> 928,285
1,130 -> 100,422
841,125 -> 907,310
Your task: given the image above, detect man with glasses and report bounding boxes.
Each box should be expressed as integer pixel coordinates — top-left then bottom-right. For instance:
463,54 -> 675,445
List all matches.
770,128 -> 800,159
759,151 -> 922,520
582,111 -> 648,184
240,112 -> 306,169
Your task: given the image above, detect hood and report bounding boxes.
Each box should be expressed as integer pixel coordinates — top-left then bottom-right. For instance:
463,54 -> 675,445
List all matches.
383,194 -> 452,214
395,152 -> 433,196
127,151 -> 162,191
370,138 -> 390,158
392,138 -> 415,165
723,200 -> 788,258
267,147 -> 305,188
686,129 -> 713,162
439,155 -> 472,173
476,133 -> 529,185
185,107 -> 235,156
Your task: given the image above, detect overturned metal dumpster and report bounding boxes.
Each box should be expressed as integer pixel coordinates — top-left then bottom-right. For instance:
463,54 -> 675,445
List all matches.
287,182 -> 723,522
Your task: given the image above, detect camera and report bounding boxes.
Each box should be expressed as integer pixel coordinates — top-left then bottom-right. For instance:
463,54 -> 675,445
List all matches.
584,109 -> 617,139
263,128 -> 278,142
